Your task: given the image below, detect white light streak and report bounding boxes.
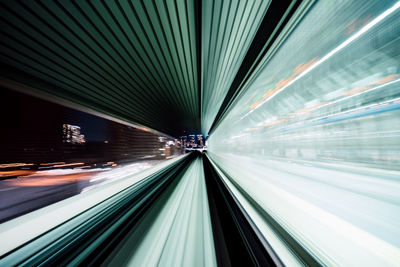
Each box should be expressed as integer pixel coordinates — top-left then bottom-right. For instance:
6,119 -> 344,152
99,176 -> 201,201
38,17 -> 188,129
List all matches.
240,1 -> 400,120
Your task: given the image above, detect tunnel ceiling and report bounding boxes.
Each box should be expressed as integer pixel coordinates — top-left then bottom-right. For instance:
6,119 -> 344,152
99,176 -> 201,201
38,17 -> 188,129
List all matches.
0,0 -> 306,137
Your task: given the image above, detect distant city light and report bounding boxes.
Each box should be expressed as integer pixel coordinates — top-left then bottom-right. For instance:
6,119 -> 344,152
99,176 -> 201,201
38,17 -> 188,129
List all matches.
63,124 -> 86,144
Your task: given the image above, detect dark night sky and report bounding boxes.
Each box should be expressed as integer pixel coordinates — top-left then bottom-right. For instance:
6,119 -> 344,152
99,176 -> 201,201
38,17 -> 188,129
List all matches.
0,86 -> 169,165
65,109 -> 109,142
0,87 -> 110,142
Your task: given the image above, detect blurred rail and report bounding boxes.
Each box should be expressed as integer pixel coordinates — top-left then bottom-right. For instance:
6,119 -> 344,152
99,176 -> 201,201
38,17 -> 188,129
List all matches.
0,153 -> 288,266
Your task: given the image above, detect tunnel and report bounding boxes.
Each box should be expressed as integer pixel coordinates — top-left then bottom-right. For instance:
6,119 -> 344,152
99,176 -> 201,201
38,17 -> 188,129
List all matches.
0,0 -> 400,266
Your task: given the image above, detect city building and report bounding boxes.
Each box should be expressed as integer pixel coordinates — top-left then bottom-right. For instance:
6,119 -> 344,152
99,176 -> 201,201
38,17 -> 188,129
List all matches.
63,124 -> 86,144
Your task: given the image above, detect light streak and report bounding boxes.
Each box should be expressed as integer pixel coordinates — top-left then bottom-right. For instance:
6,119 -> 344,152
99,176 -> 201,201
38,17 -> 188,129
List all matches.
240,1 -> 400,120
0,163 -> 34,168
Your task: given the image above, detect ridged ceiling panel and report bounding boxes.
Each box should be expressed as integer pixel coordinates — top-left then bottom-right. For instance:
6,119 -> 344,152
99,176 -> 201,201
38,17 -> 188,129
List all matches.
201,0 -> 270,134
0,0 -> 199,136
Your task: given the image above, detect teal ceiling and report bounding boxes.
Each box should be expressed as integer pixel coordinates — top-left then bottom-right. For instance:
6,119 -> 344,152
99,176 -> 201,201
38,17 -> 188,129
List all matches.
0,0 -> 302,137
201,0 -> 270,134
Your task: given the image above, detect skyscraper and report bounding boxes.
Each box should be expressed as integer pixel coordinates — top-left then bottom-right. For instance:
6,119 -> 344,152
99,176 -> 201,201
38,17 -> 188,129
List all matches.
63,124 -> 85,144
